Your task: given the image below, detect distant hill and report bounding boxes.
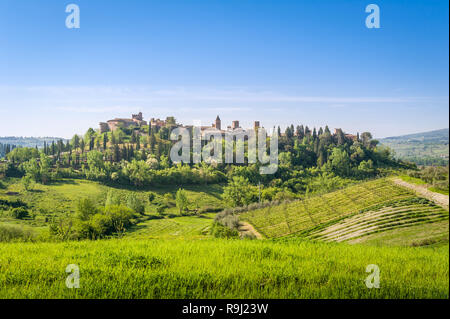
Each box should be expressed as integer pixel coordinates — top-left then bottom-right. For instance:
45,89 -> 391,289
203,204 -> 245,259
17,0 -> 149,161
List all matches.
381,129 -> 449,144
0,136 -> 66,148
380,129 -> 449,166
0,136 -> 67,158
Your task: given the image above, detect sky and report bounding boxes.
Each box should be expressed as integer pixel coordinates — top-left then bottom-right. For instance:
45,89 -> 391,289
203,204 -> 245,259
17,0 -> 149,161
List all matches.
0,0 -> 448,139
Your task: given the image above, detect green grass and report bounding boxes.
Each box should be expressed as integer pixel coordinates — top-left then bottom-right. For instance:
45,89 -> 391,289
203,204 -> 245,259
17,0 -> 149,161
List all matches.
0,178 -> 225,231
347,220 -> 449,247
399,175 -> 449,195
309,199 -> 449,244
429,187 -> 449,195
399,175 -> 427,186
0,238 -> 448,299
126,213 -> 216,239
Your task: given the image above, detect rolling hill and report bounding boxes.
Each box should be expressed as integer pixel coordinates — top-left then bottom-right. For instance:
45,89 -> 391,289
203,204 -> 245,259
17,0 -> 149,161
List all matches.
240,178 -> 449,246
379,129 -> 449,165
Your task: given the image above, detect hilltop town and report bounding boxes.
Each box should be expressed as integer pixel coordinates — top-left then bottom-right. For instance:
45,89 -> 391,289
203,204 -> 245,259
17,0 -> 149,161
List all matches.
99,112 -> 261,134
98,112 -> 360,142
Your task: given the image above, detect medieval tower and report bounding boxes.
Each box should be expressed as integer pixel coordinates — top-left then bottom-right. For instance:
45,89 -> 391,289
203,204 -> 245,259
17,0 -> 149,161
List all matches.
215,115 -> 221,130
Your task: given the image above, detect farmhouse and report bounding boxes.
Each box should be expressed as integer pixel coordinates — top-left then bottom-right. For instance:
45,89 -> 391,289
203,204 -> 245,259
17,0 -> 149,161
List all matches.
99,112 -> 148,133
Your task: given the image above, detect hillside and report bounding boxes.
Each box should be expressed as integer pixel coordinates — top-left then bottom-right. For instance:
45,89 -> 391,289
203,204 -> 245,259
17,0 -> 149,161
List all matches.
380,129 -> 449,165
240,178 -> 449,246
0,178 -> 224,239
381,129 -> 449,143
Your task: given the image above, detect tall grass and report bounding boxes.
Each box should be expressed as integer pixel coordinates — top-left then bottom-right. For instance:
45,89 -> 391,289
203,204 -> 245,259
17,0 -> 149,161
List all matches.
0,224 -> 36,242
0,238 -> 448,299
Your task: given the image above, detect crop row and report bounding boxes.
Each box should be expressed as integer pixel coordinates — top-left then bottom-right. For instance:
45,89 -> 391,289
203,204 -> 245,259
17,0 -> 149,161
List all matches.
240,179 -> 425,238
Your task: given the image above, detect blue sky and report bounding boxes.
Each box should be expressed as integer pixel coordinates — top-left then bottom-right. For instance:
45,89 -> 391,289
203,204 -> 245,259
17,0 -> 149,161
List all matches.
0,0 -> 448,138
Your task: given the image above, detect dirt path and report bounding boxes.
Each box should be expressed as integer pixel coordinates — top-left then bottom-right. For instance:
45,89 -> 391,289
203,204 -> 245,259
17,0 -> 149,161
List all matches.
239,222 -> 264,239
393,178 -> 449,209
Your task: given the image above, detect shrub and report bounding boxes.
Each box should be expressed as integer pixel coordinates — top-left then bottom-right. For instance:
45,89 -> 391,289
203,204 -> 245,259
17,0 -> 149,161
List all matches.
155,204 -> 166,215
74,205 -> 137,239
0,198 -> 27,208
210,222 -> 239,238
163,193 -> 175,207
10,207 -> 29,219
221,215 -> 240,230
126,193 -> 145,215
198,206 -> 224,214
241,232 -> 257,240
76,198 -> 98,221
148,192 -> 156,203
105,190 -> 121,206
21,175 -> 33,191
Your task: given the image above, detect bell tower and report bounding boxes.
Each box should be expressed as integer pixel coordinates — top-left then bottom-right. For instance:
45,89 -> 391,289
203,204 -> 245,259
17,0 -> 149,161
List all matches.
215,115 -> 221,130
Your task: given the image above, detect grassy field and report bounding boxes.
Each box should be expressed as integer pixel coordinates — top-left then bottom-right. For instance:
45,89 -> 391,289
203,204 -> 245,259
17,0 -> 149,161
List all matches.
0,178 -> 225,237
399,175 -> 449,195
307,198 -> 449,243
398,175 -> 427,186
0,238 -> 448,299
240,179 -> 449,246
347,220 -> 449,247
127,213 -> 216,239
429,187 -> 449,195
0,178 -> 224,213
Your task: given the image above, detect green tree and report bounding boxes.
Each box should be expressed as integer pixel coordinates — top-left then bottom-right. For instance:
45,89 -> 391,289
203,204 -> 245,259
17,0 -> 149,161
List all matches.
123,160 -> 150,187
175,188 -> 189,215
39,153 -> 52,184
76,198 -> 98,221
126,193 -> 145,215
21,175 -> 33,191
223,176 -> 255,207
159,155 -> 170,169
22,158 -> 40,182
361,132 -> 373,148
105,190 -> 121,207
71,135 -> 80,150
327,148 -> 351,177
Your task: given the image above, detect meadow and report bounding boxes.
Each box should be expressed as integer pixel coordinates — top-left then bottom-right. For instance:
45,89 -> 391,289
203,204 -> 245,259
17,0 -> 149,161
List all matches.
0,177 -> 224,238
126,213 -> 216,239
0,238 -> 448,299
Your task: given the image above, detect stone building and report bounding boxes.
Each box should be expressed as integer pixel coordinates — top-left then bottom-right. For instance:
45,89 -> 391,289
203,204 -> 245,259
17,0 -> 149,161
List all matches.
99,112 -> 148,133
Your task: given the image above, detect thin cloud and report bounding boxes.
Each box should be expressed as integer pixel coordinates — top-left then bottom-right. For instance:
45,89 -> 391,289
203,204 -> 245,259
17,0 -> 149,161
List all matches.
0,86 -> 446,113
